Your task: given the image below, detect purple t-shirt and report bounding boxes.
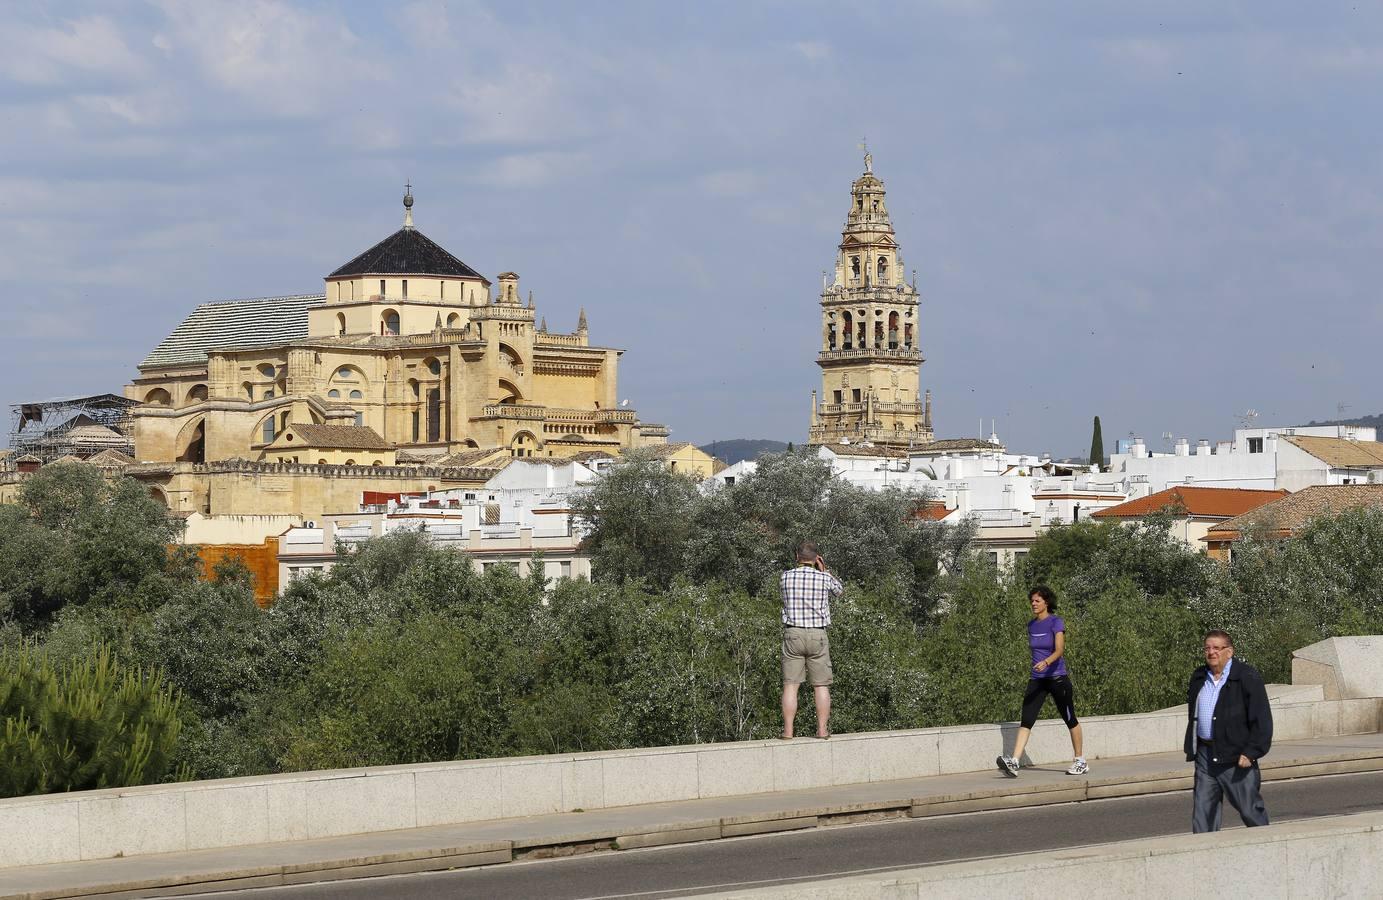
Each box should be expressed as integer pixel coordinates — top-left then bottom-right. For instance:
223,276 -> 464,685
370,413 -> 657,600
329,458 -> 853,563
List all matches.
1028,615 -> 1067,678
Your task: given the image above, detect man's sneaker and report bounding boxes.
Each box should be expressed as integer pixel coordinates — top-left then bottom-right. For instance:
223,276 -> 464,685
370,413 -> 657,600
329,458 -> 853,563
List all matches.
996,755 -> 1020,777
1066,758 -> 1089,776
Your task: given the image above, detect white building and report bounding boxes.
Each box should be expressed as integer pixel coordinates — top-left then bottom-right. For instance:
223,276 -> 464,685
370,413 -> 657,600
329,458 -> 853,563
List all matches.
277,459 -> 595,585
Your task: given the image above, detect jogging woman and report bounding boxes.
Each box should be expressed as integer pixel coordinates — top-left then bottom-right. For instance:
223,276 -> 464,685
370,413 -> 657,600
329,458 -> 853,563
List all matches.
996,585 -> 1087,776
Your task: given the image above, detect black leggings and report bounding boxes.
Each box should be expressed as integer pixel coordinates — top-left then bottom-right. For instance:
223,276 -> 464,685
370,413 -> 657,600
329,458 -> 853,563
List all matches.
1020,676 -> 1079,729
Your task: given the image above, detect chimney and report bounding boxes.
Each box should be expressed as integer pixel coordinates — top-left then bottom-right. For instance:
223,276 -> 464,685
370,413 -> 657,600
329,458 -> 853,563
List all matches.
1175,438 -> 1190,457
1131,438 -> 1147,459
1196,439 -> 1211,456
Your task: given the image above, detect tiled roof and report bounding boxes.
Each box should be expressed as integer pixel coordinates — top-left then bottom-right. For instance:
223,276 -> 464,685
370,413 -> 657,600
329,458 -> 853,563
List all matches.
623,442 -> 712,461
288,424 -> 393,451
1093,487 -> 1288,520
434,448 -> 509,468
1204,484 -> 1383,541
568,450 -> 618,462
1281,436 -> 1383,468
818,443 -> 908,459
914,439 -> 1005,453
140,294 -> 323,369
329,228 -> 484,279
85,449 -> 136,467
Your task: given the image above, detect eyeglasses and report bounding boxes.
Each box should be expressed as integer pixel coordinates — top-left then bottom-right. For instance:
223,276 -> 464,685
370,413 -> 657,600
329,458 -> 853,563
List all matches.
1204,645 -> 1230,652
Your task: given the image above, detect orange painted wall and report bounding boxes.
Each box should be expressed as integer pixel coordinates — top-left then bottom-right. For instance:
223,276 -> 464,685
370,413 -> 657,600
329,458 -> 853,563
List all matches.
193,538 -> 280,607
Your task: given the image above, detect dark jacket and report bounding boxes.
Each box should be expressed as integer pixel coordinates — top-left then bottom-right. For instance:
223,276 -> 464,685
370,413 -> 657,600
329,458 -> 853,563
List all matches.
1184,658 -> 1273,764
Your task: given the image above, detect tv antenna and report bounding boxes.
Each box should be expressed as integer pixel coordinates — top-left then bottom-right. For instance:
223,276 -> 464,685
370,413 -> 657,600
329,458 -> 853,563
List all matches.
1236,409 -> 1259,429
1161,431 -> 1174,450
1337,402 -> 1351,418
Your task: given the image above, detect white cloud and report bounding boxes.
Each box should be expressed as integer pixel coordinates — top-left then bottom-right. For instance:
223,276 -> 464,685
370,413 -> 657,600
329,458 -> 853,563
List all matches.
0,15 -> 148,86
152,0 -> 377,117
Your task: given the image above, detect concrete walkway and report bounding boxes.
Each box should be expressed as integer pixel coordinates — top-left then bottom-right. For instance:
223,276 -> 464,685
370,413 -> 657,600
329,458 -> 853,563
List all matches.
4,732 -> 1383,900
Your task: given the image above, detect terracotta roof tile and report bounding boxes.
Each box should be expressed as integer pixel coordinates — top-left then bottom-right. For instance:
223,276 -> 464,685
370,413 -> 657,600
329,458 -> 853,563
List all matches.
1093,486 -> 1287,520
288,424 -> 393,451
1280,436 -> 1383,468
1204,484 -> 1383,541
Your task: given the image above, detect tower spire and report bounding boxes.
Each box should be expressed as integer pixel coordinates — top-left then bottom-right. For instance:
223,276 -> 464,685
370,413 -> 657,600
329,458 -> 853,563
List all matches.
403,180 -> 415,229
577,307 -> 588,332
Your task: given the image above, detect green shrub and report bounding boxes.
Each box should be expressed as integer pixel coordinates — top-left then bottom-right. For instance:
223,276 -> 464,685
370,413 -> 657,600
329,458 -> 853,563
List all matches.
0,644 -> 185,796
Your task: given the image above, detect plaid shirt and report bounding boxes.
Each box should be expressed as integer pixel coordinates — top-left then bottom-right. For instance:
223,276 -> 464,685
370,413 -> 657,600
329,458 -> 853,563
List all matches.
780,565 -> 844,628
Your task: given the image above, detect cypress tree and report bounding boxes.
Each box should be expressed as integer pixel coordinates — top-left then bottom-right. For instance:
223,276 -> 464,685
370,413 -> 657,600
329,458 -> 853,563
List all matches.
1089,416 -> 1105,469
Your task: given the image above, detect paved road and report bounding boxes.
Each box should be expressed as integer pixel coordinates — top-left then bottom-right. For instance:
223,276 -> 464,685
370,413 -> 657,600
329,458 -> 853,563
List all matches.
192,771 -> 1383,899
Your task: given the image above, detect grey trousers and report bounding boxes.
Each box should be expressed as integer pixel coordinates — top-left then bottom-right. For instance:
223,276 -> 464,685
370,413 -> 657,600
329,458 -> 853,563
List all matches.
1192,743 -> 1270,833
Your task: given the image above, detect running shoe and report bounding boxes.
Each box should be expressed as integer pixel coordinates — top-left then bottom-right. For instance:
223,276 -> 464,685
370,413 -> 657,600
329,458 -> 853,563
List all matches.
995,755 -> 1019,777
1066,758 -> 1089,776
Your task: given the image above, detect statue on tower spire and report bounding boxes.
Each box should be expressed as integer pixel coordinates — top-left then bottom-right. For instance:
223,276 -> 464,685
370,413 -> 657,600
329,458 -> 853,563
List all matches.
859,138 -> 872,174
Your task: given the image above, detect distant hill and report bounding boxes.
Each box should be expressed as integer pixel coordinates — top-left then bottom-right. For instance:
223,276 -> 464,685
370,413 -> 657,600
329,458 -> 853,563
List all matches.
1307,413 -> 1383,430
698,439 -> 791,465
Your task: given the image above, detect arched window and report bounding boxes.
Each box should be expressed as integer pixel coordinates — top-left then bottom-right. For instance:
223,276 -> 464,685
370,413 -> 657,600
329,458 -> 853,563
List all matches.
177,419 -> 205,463
874,320 -> 884,348
372,460 -> 383,467
425,357 -> 441,376
888,311 -> 899,349
345,459 -> 356,466
242,382 -> 253,400
877,256 -> 888,284
382,310 -> 400,335
258,363 -> 276,379
144,388 -> 171,406
186,384 -> 208,403
842,312 -> 853,349
336,312 -> 347,336
328,389 -> 340,399
446,312 -> 460,328
851,256 -> 861,277
349,390 -> 363,400
318,459 -> 328,465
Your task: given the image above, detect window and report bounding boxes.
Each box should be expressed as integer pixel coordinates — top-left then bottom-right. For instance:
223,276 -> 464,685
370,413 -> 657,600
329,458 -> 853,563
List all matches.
349,390 -> 363,399
833,390 -> 843,405
354,412 -> 364,427
426,358 -> 441,376
560,561 -> 572,579
258,364 -> 276,378
328,390 -> 340,399
427,388 -> 441,441
988,551 -> 1000,567
262,418 -> 275,444
1248,437 -> 1264,454
337,367 -> 353,379
380,279 -> 386,297
382,310 -> 400,335
401,279 -> 408,299
852,388 -> 862,403
336,312 -> 346,335
724,476 -> 735,486
440,281 -> 445,299
411,410 -> 420,442
264,389 -> 275,399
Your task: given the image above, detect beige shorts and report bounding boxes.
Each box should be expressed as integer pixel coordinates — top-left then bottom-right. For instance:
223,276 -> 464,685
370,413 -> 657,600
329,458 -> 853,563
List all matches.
782,626 -> 832,686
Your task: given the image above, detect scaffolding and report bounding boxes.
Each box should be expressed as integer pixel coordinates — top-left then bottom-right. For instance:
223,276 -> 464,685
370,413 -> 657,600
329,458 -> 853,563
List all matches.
9,394 -> 137,462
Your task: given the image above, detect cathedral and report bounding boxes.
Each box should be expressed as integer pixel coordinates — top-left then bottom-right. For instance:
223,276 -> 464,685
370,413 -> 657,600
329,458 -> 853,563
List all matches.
124,188 -> 671,516
808,155 -> 934,450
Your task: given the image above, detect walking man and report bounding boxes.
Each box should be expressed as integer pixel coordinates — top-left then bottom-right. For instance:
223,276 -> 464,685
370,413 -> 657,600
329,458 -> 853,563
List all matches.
780,541 -> 842,740
1185,629 -> 1273,833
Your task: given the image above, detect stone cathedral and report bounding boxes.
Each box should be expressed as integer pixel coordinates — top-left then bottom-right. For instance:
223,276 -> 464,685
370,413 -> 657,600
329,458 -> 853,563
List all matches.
808,155 -> 934,450
123,188 -> 671,516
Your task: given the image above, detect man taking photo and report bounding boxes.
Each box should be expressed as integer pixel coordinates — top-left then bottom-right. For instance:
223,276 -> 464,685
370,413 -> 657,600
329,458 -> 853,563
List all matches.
779,541 -> 842,740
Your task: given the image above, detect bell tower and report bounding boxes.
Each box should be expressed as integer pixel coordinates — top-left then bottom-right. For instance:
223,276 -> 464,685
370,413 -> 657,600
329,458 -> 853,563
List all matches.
808,152 -> 933,448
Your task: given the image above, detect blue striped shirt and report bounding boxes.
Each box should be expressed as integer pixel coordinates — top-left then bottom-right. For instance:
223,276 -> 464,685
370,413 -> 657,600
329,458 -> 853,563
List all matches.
1195,658 -> 1232,741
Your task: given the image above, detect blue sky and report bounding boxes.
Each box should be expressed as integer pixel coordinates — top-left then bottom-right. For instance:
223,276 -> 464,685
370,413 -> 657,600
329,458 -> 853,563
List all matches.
2,1 -> 1381,456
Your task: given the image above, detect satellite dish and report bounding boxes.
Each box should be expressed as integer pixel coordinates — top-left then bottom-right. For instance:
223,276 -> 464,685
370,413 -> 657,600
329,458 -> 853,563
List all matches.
620,399 -> 630,408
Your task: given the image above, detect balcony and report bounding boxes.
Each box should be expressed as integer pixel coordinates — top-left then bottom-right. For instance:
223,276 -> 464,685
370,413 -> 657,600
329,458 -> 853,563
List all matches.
480,404 -> 547,421
818,347 -> 922,364
535,332 -> 586,348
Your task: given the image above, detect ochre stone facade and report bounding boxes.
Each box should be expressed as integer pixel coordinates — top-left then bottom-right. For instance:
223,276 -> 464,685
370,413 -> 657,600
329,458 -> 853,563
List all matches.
124,190 -> 669,516
809,156 -> 934,450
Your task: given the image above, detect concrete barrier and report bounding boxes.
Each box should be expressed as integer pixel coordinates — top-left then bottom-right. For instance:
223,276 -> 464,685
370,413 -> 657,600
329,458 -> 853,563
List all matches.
0,691 -> 1376,870
1293,636 -> 1383,700
703,809 -> 1383,898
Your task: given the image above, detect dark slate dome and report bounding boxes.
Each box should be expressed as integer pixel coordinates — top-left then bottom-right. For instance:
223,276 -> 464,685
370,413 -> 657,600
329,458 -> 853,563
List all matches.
329,228 -> 485,280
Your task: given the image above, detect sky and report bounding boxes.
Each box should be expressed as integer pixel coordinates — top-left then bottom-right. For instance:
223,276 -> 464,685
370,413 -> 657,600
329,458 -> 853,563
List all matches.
2,1 -> 1382,458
